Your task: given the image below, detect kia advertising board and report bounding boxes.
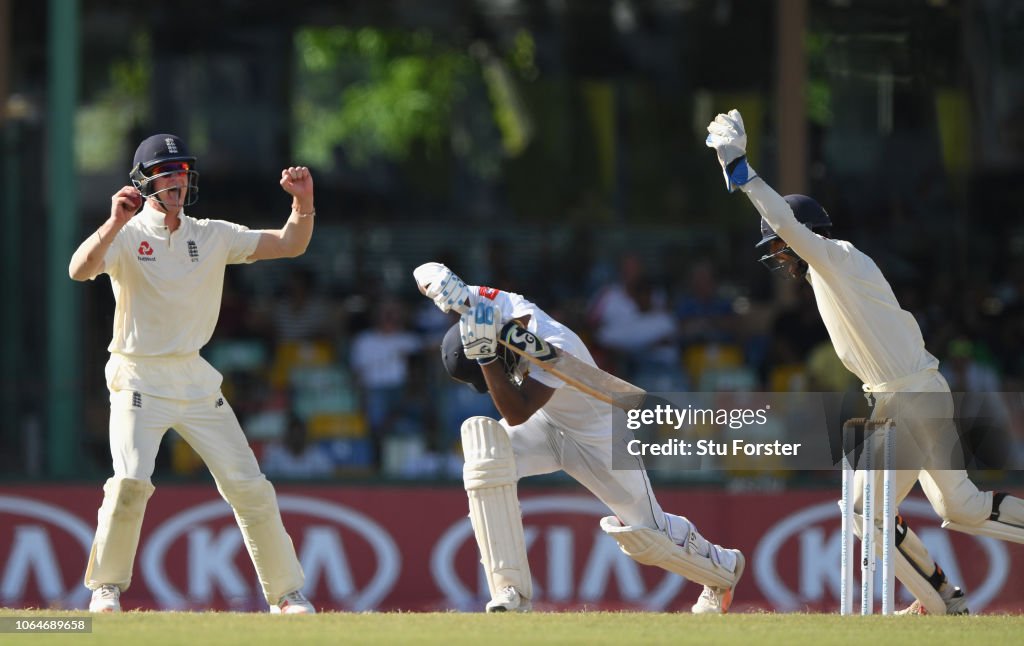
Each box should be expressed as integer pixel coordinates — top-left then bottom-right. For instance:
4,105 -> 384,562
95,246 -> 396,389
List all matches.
1,486 -> 1021,613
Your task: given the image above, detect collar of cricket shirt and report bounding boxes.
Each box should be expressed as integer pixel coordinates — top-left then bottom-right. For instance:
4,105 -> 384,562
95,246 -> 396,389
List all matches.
138,203 -> 185,233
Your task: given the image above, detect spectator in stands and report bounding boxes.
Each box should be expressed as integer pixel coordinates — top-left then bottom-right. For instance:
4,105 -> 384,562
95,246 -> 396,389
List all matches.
675,259 -> 736,348
214,271 -> 258,340
767,281 -> 829,367
350,299 -> 425,467
941,337 -> 1015,469
273,267 -> 333,342
587,253 -> 684,390
262,413 -> 335,478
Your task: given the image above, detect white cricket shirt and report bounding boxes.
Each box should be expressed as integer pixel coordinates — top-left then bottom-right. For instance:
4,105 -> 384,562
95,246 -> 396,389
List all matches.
743,179 -> 938,389
470,286 -> 614,436
97,205 -> 262,398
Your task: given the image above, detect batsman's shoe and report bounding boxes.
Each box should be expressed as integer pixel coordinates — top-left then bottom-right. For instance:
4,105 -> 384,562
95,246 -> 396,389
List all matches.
897,587 -> 969,616
690,550 -> 745,615
89,584 -> 121,613
485,586 -> 532,613
271,590 -> 316,614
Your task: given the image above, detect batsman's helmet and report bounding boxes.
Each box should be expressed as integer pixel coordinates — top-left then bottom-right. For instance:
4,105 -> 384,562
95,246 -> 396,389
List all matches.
755,194 -> 832,277
441,322 -> 521,393
129,134 -> 200,207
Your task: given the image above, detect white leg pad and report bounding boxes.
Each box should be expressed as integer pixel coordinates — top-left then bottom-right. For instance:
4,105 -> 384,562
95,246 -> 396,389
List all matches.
852,511 -> 946,615
893,546 -> 947,615
461,416 -> 533,601
85,477 -> 155,591
217,476 -> 304,605
943,520 -> 1024,544
600,516 -> 740,589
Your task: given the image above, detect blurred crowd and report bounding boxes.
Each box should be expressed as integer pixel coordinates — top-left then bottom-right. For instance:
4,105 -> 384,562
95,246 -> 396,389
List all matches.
148,237 -> 1024,483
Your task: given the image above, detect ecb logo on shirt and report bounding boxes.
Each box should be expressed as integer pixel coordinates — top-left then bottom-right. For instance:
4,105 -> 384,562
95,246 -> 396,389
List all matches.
187,240 -> 199,262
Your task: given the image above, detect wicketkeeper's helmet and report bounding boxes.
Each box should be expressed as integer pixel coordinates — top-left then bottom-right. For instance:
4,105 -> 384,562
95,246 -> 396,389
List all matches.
129,133 -> 200,207
755,194 -> 832,277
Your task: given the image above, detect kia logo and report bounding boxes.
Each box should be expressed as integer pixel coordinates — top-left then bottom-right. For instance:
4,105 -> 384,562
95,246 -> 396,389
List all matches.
430,495 -> 685,610
754,498 -> 1008,611
140,495 -> 400,610
0,496 -> 93,608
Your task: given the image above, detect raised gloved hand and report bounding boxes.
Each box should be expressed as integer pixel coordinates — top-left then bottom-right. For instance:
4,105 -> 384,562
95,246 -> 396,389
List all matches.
705,109 -> 758,192
460,304 -> 501,364
413,262 -> 472,315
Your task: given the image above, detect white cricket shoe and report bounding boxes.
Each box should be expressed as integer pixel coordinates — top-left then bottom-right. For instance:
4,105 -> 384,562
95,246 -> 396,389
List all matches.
271,590 -> 316,614
89,584 -> 121,613
691,550 -> 745,615
485,586 -> 531,613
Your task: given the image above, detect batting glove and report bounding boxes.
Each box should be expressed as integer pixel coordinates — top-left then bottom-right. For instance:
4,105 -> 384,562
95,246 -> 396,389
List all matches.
413,262 -> 472,315
705,109 -> 758,192
460,304 -> 501,364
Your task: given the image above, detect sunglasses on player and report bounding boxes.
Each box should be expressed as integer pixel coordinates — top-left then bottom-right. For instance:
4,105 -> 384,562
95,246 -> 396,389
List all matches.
148,161 -> 191,176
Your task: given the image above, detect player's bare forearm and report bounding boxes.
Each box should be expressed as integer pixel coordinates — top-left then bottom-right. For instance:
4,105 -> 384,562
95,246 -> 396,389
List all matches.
248,167 -> 316,261
70,186 -> 140,280
69,221 -> 114,280
482,362 -> 554,426
282,207 -> 316,254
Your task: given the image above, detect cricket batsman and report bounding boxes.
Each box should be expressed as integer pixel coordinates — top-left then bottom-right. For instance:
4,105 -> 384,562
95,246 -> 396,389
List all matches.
414,262 -> 745,613
68,134 -> 317,613
706,109 -> 1024,614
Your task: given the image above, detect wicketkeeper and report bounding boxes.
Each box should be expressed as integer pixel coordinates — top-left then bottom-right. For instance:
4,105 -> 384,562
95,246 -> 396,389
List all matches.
706,109 -> 1024,614
414,262 -> 745,614
69,134 -> 318,613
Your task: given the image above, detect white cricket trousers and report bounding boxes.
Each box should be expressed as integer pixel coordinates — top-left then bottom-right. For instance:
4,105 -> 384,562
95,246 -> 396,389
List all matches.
502,412 -> 668,532
86,389 -> 304,606
853,371 -> 993,586
856,372 -> 992,526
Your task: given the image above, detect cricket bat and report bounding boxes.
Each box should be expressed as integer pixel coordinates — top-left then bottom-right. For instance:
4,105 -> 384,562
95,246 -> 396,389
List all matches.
498,321 -> 647,411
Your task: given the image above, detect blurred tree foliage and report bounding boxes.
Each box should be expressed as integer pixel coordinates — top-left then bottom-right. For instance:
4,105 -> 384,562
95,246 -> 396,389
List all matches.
294,27 -> 477,171
75,34 -> 151,172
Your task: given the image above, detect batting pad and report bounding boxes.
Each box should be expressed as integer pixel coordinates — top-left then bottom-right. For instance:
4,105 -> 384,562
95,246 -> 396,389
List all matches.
943,520 -> 1024,544
600,516 -> 739,589
852,511 -> 946,614
461,417 -> 533,601
85,477 -> 155,591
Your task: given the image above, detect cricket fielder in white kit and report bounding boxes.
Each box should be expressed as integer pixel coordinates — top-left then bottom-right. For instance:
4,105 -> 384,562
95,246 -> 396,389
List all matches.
69,134 -> 317,614
414,263 -> 745,614
706,109 -> 1024,615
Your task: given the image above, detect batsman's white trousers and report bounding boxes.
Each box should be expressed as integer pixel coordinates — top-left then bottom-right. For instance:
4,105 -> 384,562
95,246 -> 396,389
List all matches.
88,388 -> 304,605
501,410 -> 666,532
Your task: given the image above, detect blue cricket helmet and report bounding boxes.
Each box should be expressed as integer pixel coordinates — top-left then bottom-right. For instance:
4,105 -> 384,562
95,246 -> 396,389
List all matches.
440,322 -> 521,394
755,194 -> 833,249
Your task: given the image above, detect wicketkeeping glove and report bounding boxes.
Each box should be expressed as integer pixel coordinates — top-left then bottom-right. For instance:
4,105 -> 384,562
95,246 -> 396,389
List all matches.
460,304 -> 501,364
705,109 -> 758,192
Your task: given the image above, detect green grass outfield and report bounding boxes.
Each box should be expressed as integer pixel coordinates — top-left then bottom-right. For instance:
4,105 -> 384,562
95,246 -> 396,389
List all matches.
1,609 -> 1021,646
